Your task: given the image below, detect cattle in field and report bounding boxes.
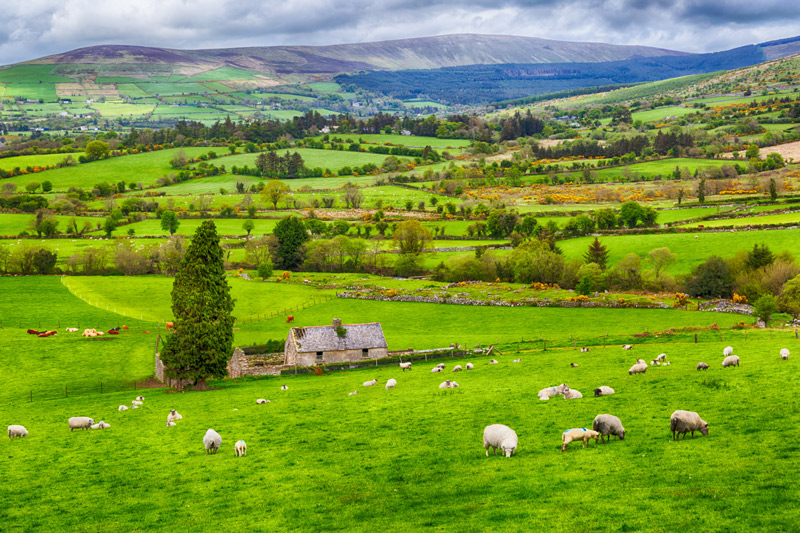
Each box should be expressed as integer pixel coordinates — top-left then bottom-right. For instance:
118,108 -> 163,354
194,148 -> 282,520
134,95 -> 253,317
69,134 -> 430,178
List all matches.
287,315 -> 295,324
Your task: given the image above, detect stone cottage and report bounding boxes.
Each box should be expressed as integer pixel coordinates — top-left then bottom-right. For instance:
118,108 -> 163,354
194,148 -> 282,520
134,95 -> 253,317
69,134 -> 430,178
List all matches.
285,318 -> 388,366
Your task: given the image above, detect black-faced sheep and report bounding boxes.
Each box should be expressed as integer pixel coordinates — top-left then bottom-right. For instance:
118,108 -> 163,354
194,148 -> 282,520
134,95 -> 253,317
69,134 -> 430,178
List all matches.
167,409 -> 183,423
670,410 -> 708,441
592,414 -> 625,443
593,386 -> 615,396
363,379 -> 378,387
399,362 -> 412,371
483,424 -> 518,458
452,365 -> 463,372
465,363 -> 474,370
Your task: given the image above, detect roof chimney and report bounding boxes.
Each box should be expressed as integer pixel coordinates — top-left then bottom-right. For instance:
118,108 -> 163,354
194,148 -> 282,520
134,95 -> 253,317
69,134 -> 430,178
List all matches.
332,318 -> 342,329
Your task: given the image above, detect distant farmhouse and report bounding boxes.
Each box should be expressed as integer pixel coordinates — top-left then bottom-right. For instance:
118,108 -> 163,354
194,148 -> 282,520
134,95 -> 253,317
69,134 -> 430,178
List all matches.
285,319 -> 388,366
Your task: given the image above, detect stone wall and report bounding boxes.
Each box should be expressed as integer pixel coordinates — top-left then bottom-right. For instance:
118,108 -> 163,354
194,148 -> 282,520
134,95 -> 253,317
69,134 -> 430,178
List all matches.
228,347 -> 286,377
291,347 -> 389,367
698,299 -> 754,315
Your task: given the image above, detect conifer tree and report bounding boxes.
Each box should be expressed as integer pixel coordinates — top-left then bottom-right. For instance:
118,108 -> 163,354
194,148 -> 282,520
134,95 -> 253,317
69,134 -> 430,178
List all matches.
583,237 -> 609,270
160,220 -> 235,390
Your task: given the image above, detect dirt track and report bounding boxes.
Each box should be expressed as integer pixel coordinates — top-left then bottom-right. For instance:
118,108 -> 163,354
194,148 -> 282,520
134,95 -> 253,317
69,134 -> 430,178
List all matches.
722,140 -> 800,162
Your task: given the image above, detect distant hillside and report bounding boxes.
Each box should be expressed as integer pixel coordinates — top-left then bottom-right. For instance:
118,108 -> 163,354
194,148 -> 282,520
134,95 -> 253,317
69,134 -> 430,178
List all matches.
20,34 -> 686,75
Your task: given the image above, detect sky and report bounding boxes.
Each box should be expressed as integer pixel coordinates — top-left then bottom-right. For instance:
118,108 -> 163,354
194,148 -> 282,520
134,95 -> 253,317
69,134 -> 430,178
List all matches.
1,0 -> 799,66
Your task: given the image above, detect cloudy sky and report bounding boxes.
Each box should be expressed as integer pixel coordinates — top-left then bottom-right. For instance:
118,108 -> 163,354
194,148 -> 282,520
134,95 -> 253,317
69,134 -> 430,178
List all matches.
1,0 -> 799,65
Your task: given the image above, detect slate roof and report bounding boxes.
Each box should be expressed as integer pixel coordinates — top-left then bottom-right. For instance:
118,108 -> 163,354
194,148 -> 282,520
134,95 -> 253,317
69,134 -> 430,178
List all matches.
290,322 -> 387,353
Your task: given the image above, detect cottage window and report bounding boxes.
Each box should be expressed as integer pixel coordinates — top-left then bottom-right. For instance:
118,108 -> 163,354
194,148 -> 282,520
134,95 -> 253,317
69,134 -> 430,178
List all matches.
362,348 -> 370,358
316,351 -> 323,361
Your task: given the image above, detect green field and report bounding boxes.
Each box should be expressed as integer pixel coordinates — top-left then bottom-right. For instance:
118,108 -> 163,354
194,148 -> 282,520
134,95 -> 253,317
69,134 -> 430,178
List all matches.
0,153 -> 80,171
92,102 -> 155,117
313,133 -> 472,149
630,106 -> 698,123
679,211 -> 800,228
222,149 -> 409,174
594,158 -> 734,180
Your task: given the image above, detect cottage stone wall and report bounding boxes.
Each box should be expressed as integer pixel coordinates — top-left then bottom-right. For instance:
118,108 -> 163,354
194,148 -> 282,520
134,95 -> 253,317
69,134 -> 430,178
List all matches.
228,347 -> 285,377
292,347 -> 389,367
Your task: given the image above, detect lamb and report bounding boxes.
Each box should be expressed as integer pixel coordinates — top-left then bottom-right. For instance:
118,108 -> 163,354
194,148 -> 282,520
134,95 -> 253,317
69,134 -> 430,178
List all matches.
655,353 -> 667,363
90,421 -> 111,430
483,424 -> 518,458
363,379 -> 378,387
439,380 -> 459,389
489,359 -> 498,364
451,381 -> 460,388
538,384 -> 570,401
166,421 -> 176,427
670,410 -> 708,441
628,363 -> 647,375
132,400 -> 143,406
256,399 -> 269,404
167,409 -> 183,423
662,361 -> 671,366
68,417 -> 94,432
431,366 -> 443,373
593,414 -> 626,443
563,389 -> 583,399
8,425 -> 28,438
594,386 -> 615,397
280,385 -> 288,390
452,365 -> 463,372
561,428 -> 600,451
780,348 -> 790,360
570,363 -> 578,367
722,355 -> 740,368
512,358 -> 521,363
348,390 -> 359,396
465,363 -> 474,370
399,362 -> 412,371
649,360 -> 660,366
203,429 -> 222,454
385,378 -> 397,390
622,345 -> 633,350
118,405 -> 128,411
723,346 -> 733,357
135,396 -> 144,401
235,440 -> 247,457
580,347 -> 590,352
697,362 -> 709,370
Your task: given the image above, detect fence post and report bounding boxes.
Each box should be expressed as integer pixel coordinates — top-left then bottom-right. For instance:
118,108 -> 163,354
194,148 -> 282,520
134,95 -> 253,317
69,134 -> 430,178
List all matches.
543,340 -> 547,351
694,334 -> 697,344
30,390 -> 32,402
796,329 -> 798,339
65,385 -> 68,398
100,382 -> 103,394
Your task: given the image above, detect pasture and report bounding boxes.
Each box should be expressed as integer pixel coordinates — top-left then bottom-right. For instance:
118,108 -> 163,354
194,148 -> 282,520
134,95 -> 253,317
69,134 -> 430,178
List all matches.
0,273 -> 797,530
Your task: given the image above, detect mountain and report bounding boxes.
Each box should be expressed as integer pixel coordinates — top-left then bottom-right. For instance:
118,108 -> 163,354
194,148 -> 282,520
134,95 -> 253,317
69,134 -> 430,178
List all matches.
21,34 -> 687,75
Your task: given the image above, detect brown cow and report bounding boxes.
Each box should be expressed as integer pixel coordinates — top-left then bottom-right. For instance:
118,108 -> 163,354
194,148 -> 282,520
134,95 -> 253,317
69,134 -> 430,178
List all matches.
287,315 -> 294,324
165,322 -> 174,330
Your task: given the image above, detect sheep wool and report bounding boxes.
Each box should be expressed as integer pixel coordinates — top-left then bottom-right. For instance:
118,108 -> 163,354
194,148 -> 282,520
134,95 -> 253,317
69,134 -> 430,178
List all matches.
483,424 -> 518,458
697,362 -> 709,370
561,428 -> 600,451
68,417 -> 94,432
465,363 -> 474,370
363,379 -> 378,387
166,421 -> 176,427
628,363 -> 647,375
780,348 -> 790,360
385,379 -> 397,390
399,362 -> 412,371
593,386 -> 615,397
592,414 -> 625,443
722,355 -> 740,368
452,365 -> 463,372
118,405 -> 128,411
256,399 -> 268,405
723,346 -> 734,357
203,429 -> 222,454
670,410 -> 708,441
167,410 -> 183,423
538,384 -> 570,401
489,359 -> 498,364
235,440 -> 247,457
563,389 -> 583,399
280,385 -> 288,390
8,425 -> 28,438
431,367 -> 443,373
90,421 -> 111,430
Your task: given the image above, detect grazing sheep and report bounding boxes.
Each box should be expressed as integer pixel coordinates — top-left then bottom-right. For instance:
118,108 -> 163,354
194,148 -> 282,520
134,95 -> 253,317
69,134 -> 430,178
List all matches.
167,409 -> 183,423
489,359 -> 498,364
399,362 -> 412,372
166,421 -> 176,427
132,400 -> 143,406
348,390 -> 359,396
68,417 -> 94,432
256,399 -> 268,404
431,366 -> 443,373
649,360 -> 660,366
635,358 -> 646,365
580,347 -> 590,352
90,421 -> 111,430
662,361 -> 671,366
594,386 -> 615,397
118,405 -> 128,411
655,353 -> 667,363
8,425 -> 28,438
538,384 -> 570,401
452,365 -> 463,372
280,385 -> 288,390
203,429 -> 222,454
385,379 -> 397,390
628,363 -> 647,375
722,355 -> 740,368
135,396 -> 144,401
780,348 -> 790,360
592,414 -> 625,443
439,380 -> 459,389
363,379 -> 378,387
670,410 -> 708,441
436,363 -> 446,369
563,389 -> 583,399
561,428 -> 600,451
570,363 -> 578,367
512,358 -> 521,363
723,346 -> 733,356
483,424 -> 518,458
465,363 -> 474,370
235,440 -> 247,457
697,362 -> 709,370
622,345 -> 633,350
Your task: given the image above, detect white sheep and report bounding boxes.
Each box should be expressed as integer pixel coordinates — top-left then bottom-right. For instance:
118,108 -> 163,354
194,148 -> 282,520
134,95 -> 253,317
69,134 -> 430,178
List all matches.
538,384 -> 570,401
465,363 -> 474,370
452,365 -> 463,372
256,399 -> 269,404
723,346 -> 733,357
636,358 -> 646,365
662,361 -> 671,366
489,359 -> 498,364
780,348 -> 790,360
203,429 -> 222,454
167,409 -> 183,423
280,385 -> 288,390
431,366 -> 443,373
512,358 -> 521,363
563,389 -> 583,399
363,379 -> 378,387
451,381 -> 460,388
135,396 -> 144,401
8,425 -> 28,438
628,363 -> 647,375
722,355 -> 740,368
436,363 -> 446,369
235,440 -> 247,457
399,362 -> 412,371
655,353 -> 667,363
90,421 -> 111,430
483,424 -> 518,458
118,405 -> 128,411
593,414 -> 625,443
348,390 -> 359,396
670,410 -> 708,440
68,417 -> 94,432
649,360 -> 660,366
593,386 -> 615,397
570,363 -> 579,367
166,421 -> 176,427
385,378 -> 397,390
132,400 -> 143,406
623,344 -> 633,350
562,428 -> 600,451
439,380 -> 458,389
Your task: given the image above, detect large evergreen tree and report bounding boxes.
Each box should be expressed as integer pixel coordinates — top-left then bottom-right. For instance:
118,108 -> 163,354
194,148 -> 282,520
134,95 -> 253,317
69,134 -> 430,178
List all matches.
160,220 -> 235,390
273,215 -> 309,268
583,237 -> 609,270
